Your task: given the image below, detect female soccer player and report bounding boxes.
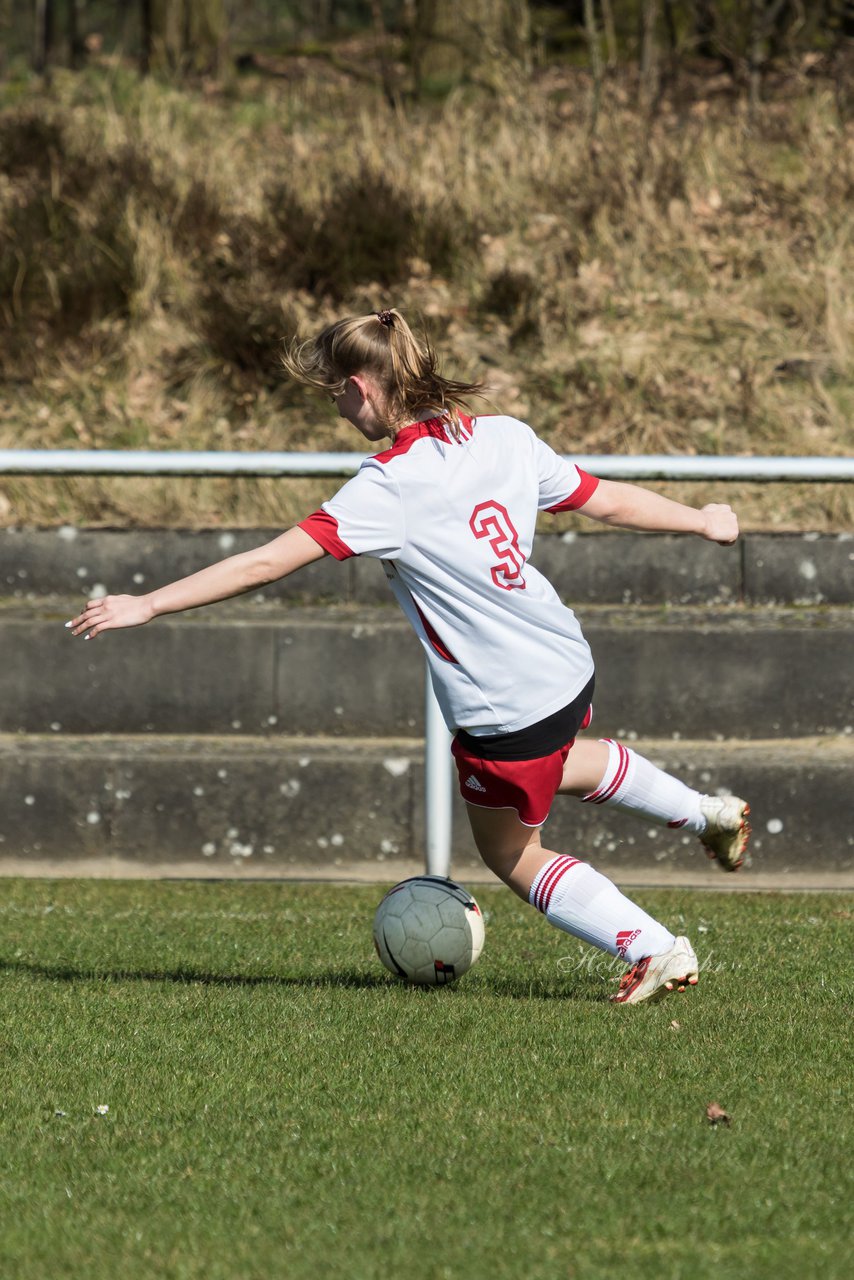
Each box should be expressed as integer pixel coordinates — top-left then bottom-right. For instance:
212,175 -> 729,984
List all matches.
67,309 -> 750,1005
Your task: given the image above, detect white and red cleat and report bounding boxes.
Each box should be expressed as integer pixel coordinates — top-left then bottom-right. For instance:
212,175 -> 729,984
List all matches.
610,936 -> 699,1005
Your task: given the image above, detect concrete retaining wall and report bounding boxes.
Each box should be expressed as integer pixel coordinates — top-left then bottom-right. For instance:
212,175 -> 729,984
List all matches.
1,527 -> 852,883
2,527 -> 853,604
1,735 -> 850,877
1,603 -> 851,740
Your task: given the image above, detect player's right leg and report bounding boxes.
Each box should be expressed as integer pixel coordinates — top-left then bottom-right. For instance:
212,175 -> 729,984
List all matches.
463,802 -> 698,1005
559,738 -> 751,872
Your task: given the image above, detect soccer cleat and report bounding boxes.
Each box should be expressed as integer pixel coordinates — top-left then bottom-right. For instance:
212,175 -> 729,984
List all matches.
699,794 -> 751,872
610,936 -> 699,1005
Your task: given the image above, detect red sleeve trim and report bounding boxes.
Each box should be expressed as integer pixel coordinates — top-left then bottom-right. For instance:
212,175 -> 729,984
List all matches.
545,469 -> 600,514
298,510 -> 356,560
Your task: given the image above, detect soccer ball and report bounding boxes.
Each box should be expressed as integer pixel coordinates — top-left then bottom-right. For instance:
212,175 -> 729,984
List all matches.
372,876 -> 485,986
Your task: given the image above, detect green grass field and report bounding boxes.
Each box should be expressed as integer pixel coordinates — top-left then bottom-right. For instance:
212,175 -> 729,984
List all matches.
0,878 -> 851,1280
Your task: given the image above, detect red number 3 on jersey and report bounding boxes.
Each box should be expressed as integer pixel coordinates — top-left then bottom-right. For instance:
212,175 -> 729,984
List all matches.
469,501 -> 527,591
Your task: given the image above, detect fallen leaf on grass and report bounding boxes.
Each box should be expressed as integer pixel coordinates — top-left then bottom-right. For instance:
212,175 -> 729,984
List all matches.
706,1101 -> 731,1126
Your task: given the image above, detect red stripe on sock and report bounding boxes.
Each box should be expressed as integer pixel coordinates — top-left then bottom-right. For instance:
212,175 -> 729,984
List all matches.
534,857 -> 570,912
582,739 -> 616,804
585,741 -> 630,805
541,858 -> 580,913
598,743 -> 630,803
535,856 -> 580,914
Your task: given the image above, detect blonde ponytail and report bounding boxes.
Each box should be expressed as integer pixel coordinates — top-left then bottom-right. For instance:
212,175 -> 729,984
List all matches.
282,309 -> 485,437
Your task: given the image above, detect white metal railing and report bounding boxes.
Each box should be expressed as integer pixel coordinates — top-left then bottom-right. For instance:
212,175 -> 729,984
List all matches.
4,448 -> 852,877
1,449 -> 853,481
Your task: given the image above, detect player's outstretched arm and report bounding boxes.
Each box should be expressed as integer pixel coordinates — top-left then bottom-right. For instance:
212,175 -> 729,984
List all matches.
66,526 -> 327,639
576,479 -> 739,545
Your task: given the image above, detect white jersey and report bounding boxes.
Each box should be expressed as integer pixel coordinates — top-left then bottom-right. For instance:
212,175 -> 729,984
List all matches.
299,413 -> 598,736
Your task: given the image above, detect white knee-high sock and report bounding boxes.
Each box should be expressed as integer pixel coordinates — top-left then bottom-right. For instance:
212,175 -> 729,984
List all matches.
529,855 -> 675,963
583,739 -> 705,832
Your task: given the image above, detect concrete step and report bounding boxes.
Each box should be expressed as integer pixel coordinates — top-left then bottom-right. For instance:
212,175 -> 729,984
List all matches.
1,733 -> 851,882
2,600 -> 852,740
4,527 -> 854,605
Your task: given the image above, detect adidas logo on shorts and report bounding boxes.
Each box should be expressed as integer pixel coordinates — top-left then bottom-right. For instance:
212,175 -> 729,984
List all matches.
465,774 -> 487,793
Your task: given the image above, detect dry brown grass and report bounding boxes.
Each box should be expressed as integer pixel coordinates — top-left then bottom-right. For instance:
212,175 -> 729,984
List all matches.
0,59 -> 851,530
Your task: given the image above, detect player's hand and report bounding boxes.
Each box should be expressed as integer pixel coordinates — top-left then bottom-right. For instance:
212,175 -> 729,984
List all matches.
66,594 -> 154,639
699,503 -> 739,545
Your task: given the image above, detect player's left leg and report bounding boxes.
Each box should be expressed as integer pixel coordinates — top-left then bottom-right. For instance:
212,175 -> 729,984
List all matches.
558,737 -> 750,872
464,803 -> 698,1004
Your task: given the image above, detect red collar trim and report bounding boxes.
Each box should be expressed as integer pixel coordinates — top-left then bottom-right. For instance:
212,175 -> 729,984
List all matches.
373,414 -> 473,463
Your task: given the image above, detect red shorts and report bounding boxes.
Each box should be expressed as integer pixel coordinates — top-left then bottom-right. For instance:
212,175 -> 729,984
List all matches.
451,705 -> 593,828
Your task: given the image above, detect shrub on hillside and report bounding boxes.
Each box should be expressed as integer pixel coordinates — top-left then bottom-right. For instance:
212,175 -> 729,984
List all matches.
0,108 -> 184,374
192,166 -> 477,375
266,168 -> 476,296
